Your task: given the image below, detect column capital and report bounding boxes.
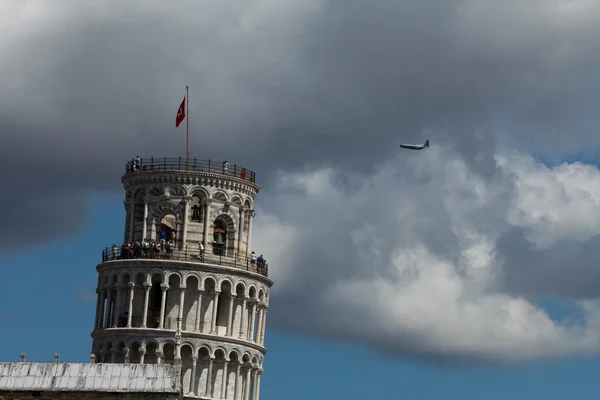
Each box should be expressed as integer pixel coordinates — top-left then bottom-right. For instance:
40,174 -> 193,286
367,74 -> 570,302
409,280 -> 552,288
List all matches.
179,286 -> 187,291
127,282 -> 135,289
143,282 -> 152,289
143,194 -> 150,204
183,196 -> 193,203
160,283 -> 169,290
196,289 -> 204,295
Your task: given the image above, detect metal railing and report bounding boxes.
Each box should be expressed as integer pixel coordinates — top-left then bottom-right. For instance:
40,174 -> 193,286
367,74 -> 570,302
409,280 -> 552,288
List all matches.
101,245 -> 269,277
124,157 -> 256,183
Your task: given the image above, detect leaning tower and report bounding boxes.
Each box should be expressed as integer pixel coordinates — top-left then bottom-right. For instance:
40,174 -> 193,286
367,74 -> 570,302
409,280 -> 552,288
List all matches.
91,156 -> 272,400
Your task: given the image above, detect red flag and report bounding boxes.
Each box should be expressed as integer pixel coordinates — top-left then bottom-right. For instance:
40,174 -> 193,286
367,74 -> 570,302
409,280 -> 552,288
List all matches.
176,96 -> 186,127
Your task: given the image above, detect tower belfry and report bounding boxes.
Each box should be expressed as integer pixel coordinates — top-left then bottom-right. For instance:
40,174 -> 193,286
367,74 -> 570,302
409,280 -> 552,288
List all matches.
92,156 -> 272,400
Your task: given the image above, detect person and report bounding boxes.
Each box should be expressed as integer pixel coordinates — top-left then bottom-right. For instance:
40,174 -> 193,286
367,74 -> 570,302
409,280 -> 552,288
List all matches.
222,161 -> 228,175
199,241 -> 204,261
250,251 -> 256,265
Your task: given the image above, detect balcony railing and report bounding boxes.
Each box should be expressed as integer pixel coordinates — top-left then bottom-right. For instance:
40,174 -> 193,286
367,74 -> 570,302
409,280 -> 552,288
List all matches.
124,157 -> 256,183
101,245 -> 269,277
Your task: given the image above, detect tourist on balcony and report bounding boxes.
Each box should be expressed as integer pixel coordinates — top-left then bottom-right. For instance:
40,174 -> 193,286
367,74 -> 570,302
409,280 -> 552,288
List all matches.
222,161 -> 228,175
250,251 -> 256,265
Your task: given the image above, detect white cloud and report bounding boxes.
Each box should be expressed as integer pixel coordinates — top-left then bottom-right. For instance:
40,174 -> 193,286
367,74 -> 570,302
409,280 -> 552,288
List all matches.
253,146 -> 600,363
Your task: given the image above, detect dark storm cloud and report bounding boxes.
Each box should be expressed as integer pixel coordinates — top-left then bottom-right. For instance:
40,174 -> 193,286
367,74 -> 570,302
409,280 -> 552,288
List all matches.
2,0 -> 600,247
496,228 -> 600,299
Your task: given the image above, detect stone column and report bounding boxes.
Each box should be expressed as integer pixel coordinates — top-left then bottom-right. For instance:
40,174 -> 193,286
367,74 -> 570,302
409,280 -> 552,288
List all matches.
227,295 -> 235,336
103,289 -> 112,328
98,290 -> 106,329
248,302 -> 257,341
221,361 -> 229,399
210,292 -> 220,334
94,289 -> 101,329
202,200 -> 210,248
243,366 -> 251,400
250,369 -> 257,400
237,207 -> 245,256
182,196 -> 192,249
234,364 -> 241,400
239,298 -> 248,339
194,290 -> 203,331
254,370 -> 262,400
206,358 -> 214,397
142,195 -> 150,240
245,211 -> 255,256
259,306 -> 268,345
177,286 -> 186,331
174,332 -> 182,365
112,284 -> 123,327
159,283 -> 169,329
127,282 -> 135,328
139,348 -> 146,365
142,283 -> 151,328
128,200 -> 135,242
189,355 -> 197,395
254,306 -> 263,343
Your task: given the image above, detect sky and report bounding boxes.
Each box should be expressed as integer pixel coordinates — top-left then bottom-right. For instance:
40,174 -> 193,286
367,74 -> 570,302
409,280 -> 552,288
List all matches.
3,0 -> 600,398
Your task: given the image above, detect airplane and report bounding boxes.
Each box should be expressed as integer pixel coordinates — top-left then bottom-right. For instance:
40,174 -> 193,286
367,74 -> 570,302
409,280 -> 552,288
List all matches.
399,140 -> 429,150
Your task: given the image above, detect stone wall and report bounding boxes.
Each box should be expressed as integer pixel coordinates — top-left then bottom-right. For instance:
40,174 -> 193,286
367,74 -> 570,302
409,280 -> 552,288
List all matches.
0,391 -> 180,400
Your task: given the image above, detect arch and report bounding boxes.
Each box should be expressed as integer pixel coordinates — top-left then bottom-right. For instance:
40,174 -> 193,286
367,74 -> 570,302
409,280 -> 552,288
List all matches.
197,344 -> 212,357
148,269 -> 164,283
169,184 -> 187,197
241,353 -> 251,364
231,195 -> 243,205
189,186 -> 210,199
132,187 -> 147,200
218,278 -> 233,293
258,289 -> 265,303
212,190 -> 229,202
213,347 -> 227,361
147,184 -> 165,197
166,271 -> 184,287
149,200 -> 183,243
212,213 -> 235,257
145,341 -> 159,364
202,276 -> 218,292
228,350 -> 241,363
162,342 -> 176,365
243,198 -> 252,209
248,285 -> 257,300
234,282 -> 246,297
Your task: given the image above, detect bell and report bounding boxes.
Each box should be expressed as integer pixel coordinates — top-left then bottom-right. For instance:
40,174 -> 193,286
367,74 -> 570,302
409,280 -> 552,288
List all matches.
214,232 -> 224,245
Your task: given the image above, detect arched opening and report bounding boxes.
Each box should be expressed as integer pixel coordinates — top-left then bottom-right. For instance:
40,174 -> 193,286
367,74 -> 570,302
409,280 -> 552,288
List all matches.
130,342 -> 141,363
216,281 -> 232,335
145,342 -> 158,364
163,343 -> 175,365
196,347 -> 211,397
213,219 -> 226,256
212,214 -> 235,257
212,349 -> 227,398
159,214 -> 177,243
149,273 -> 163,328
181,345 -> 194,395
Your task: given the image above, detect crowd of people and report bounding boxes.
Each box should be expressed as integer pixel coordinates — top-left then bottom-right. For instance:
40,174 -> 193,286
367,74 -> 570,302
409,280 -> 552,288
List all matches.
102,239 -> 268,275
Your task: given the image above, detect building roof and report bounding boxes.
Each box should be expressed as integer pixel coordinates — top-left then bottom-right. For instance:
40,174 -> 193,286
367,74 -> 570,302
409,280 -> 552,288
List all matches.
0,362 -> 181,393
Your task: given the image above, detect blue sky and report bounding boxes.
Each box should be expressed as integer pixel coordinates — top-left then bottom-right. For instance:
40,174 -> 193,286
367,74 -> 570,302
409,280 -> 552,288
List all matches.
1,192 -> 599,400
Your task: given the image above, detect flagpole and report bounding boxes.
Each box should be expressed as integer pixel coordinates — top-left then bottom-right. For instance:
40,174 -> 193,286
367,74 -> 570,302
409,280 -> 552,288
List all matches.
185,85 -> 189,168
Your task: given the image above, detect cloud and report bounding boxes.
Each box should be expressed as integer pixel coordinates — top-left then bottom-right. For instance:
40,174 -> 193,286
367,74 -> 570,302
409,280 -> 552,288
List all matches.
3,0 -> 600,363
253,146 -> 600,363
3,0 -> 600,249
